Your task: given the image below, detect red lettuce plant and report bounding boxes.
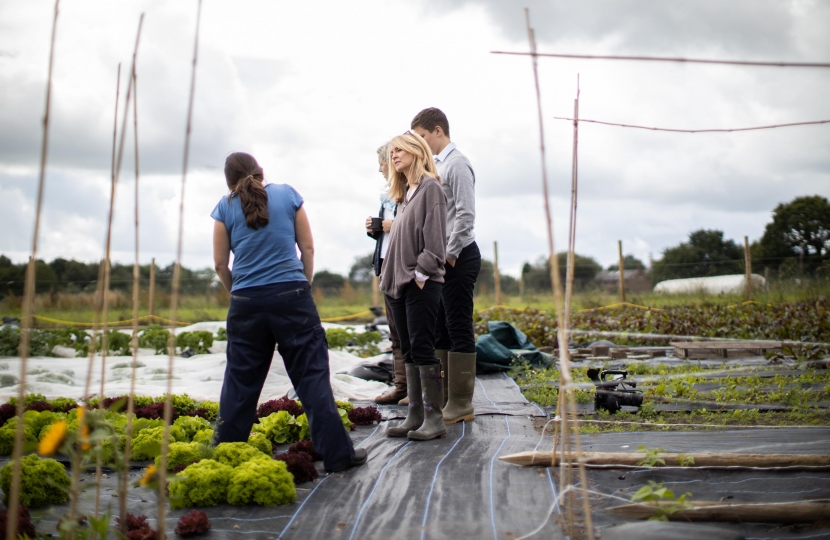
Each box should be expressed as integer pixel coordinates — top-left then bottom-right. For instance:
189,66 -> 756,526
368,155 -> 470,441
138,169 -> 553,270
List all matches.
0,506 -> 36,539
274,451 -> 319,484
0,403 -> 15,426
24,400 -> 54,413
180,408 -> 212,420
135,402 -> 179,421
288,439 -> 322,461
256,397 -> 304,419
116,513 -> 157,540
348,406 -> 382,425
175,509 -> 211,537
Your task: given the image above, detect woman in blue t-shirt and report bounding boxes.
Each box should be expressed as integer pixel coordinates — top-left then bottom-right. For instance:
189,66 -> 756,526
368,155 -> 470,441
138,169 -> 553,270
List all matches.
211,151 -> 366,472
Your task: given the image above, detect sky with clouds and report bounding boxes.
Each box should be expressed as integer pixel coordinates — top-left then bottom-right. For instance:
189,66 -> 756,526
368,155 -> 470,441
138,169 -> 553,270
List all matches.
1,0 -> 828,277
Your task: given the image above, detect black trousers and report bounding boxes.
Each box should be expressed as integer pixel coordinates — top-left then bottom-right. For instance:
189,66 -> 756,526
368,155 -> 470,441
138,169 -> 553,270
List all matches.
216,281 -> 355,471
436,241 -> 481,353
386,280 -> 442,366
379,258 -> 400,350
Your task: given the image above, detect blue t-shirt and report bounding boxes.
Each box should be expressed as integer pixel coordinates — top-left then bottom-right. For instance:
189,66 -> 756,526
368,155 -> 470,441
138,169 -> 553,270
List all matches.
210,183 -> 307,291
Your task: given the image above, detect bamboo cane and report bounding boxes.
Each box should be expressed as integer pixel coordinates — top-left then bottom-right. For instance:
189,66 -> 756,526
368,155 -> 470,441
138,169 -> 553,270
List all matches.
606,500 -> 830,523
500,451 -> 830,468
524,10 -> 595,539
149,257 -> 156,319
93,59 -> 124,525
120,64 -> 141,536
158,3 -> 202,537
6,3 -> 60,538
564,78 -> 579,322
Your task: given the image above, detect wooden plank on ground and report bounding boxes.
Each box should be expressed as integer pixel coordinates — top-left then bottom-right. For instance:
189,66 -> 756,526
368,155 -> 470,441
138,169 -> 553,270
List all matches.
499,451 -> 830,468
606,500 -> 830,524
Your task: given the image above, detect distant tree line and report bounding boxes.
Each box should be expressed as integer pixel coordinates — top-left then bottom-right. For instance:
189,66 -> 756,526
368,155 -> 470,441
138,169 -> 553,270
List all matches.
0,256 -> 215,299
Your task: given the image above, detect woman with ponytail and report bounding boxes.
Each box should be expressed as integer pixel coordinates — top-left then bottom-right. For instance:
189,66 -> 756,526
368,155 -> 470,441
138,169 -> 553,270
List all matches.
211,151 -> 366,472
380,132 -> 448,441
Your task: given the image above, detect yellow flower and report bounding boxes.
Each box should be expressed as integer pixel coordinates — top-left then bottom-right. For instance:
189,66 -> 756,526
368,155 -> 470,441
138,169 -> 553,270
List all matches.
38,420 -> 68,456
140,465 -> 158,486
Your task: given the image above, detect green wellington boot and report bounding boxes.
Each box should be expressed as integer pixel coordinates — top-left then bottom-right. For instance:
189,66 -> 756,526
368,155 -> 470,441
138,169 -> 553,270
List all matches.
435,349 -> 449,408
408,364 -> 447,441
442,351 -> 476,425
387,363 -> 423,437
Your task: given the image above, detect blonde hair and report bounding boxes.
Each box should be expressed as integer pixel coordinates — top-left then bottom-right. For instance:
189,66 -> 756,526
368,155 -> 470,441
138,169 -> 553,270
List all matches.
387,132 -> 439,204
377,142 -> 390,163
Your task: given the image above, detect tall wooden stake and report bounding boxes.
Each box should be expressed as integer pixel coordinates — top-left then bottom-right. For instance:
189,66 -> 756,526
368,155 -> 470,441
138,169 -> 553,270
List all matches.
564,78 -> 579,321
744,236 -> 752,300
121,64 -> 141,536
7,3 -> 59,538
494,241 -> 502,305
149,257 -> 156,320
372,274 -> 380,308
525,10 -> 595,540
159,3 -> 202,537
618,240 -> 626,303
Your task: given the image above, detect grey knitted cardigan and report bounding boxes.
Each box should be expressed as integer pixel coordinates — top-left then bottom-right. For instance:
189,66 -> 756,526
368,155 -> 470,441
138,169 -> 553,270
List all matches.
379,175 -> 448,299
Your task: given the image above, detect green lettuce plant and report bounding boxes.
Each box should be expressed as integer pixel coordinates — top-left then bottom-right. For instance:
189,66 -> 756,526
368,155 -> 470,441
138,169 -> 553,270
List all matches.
0,417 -> 37,455
174,415 -> 212,441
247,432 -> 272,456
168,459 -> 233,509
176,331 -> 214,355
227,457 -> 296,506
131,425 -> 186,461
0,454 -> 70,508
253,411 -> 300,444
191,429 -> 214,445
155,441 -> 212,472
213,442 -> 269,468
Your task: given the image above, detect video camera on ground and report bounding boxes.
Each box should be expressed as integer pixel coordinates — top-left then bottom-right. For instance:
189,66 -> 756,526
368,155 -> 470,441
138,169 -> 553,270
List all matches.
586,368 -> 644,414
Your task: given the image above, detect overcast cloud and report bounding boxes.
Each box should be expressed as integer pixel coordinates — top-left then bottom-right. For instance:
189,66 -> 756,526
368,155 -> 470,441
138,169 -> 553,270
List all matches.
0,0 -> 828,277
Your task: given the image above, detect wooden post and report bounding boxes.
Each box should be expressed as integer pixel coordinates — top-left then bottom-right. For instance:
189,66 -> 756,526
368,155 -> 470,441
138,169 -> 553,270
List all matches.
372,274 -> 380,308
493,241 -> 501,306
519,272 -> 525,302
744,235 -> 752,300
500,450 -> 830,468
148,257 -> 155,320
617,240 -> 626,303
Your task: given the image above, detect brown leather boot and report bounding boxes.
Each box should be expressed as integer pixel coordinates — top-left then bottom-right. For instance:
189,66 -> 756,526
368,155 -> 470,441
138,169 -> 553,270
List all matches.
375,348 -> 407,404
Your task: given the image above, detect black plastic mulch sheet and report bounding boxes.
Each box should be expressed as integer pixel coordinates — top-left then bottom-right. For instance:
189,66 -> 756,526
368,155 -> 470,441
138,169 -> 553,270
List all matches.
575,428 -> 830,540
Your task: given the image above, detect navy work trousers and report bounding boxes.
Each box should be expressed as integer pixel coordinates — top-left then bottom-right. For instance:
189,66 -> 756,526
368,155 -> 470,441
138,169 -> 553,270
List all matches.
387,279 -> 442,366
436,241 -> 481,353
216,281 -> 355,471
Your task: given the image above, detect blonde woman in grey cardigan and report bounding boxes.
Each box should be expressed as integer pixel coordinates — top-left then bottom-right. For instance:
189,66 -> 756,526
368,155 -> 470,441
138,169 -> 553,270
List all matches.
380,132 -> 448,441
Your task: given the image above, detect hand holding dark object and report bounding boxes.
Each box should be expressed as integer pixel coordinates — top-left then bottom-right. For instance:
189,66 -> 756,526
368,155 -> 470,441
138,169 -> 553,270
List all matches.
382,219 -> 393,233
365,217 -> 373,233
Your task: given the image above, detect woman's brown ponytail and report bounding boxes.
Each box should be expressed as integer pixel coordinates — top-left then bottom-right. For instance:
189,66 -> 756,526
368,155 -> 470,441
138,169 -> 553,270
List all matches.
224,152 -> 269,230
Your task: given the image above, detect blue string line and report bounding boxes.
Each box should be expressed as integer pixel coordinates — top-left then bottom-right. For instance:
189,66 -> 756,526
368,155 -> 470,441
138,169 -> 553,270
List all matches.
476,377 -> 503,413
489,415 -> 512,540
546,467 -> 561,514
420,421 -> 467,540
277,473 -> 332,539
347,441 -> 413,540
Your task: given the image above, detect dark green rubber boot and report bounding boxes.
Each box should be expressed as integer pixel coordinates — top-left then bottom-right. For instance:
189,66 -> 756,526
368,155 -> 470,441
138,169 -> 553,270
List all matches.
442,351 -> 476,425
435,349 -> 449,408
408,364 -> 447,441
387,363 -> 423,437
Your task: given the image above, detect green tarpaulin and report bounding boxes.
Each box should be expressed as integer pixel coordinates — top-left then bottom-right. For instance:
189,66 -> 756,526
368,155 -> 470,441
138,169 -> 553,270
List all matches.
475,321 -> 554,374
